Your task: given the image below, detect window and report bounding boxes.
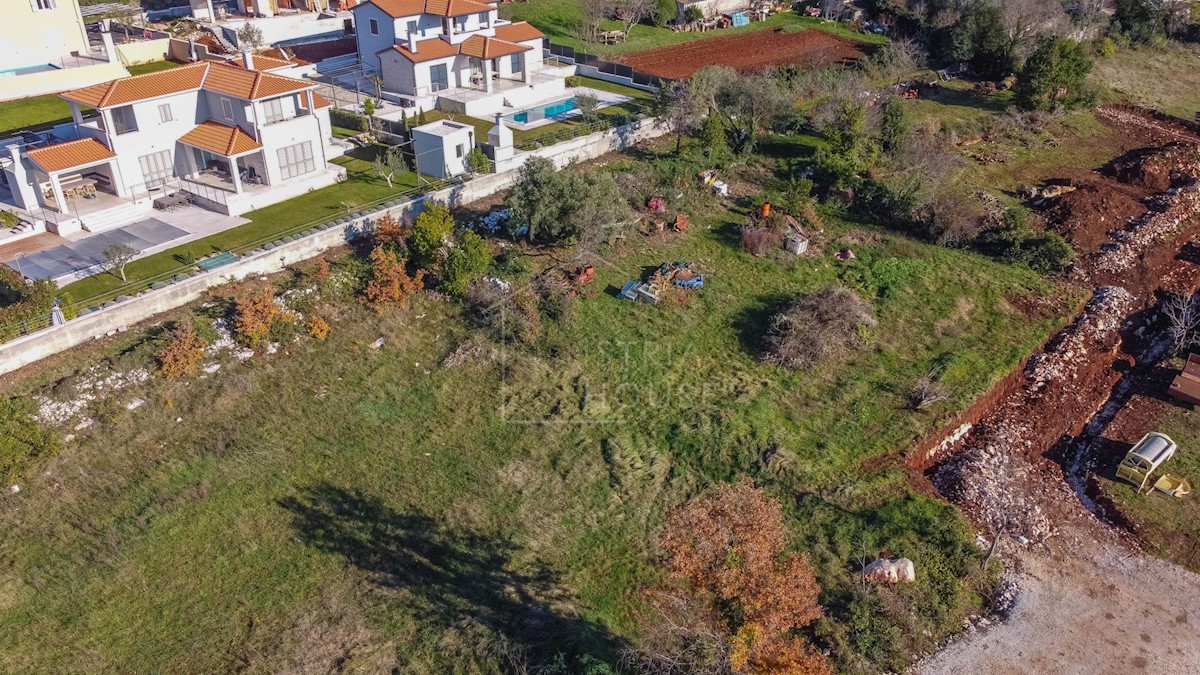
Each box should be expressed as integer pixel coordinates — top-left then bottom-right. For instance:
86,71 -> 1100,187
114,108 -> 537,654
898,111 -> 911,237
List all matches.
263,98 -> 284,124
220,97 -> 234,121
111,105 -> 138,135
138,150 -> 173,187
158,103 -> 173,123
277,142 -> 315,180
32,0 -> 57,10
406,20 -> 417,36
455,143 -> 464,158
429,63 -> 449,92
478,11 -> 488,28
455,16 -> 467,32
510,53 -> 522,74
369,18 -> 379,35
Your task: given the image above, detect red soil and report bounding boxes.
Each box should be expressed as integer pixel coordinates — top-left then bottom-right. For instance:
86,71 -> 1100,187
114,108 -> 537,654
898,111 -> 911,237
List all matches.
617,28 -> 867,79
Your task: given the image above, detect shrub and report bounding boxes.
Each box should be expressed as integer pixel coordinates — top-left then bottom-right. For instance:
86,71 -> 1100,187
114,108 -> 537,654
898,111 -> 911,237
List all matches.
410,202 -> 454,268
330,108 -> 369,132
233,287 -> 279,346
741,226 -> 783,257
363,246 -> 424,311
655,0 -> 677,26
0,397 -> 59,483
443,231 -> 492,296
0,210 -> 18,227
374,212 -> 408,250
157,322 -> 207,379
465,147 -> 491,174
762,286 -> 877,369
362,97 -> 376,117
0,268 -> 58,342
307,316 -> 331,340
1014,38 -> 1094,111
575,92 -> 600,124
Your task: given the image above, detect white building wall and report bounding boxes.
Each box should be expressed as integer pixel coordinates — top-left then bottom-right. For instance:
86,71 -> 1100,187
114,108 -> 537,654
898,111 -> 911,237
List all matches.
352,3 -> 399,72
2,0 -> 90,71
103,90 -> 208,193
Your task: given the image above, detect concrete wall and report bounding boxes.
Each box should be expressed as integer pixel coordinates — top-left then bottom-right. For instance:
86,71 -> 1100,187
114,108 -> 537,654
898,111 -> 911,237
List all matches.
115,39 -> 172,66
0,115 -> 669,376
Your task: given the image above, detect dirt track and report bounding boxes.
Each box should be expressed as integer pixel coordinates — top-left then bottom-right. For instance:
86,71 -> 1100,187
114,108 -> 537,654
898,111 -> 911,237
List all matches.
616,28 -> 866,79
920,525 -> 1199,675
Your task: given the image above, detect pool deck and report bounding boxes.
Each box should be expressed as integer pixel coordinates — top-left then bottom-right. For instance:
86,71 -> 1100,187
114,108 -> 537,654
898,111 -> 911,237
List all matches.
501,87 -> 632,131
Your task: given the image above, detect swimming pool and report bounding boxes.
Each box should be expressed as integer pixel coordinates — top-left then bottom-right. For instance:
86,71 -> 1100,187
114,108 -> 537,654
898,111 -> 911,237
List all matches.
505,97 -> 578,125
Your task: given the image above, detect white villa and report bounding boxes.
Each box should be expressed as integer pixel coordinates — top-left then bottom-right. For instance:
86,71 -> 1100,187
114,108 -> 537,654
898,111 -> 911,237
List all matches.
1,57 -> 347,234
350,0 -> 570,116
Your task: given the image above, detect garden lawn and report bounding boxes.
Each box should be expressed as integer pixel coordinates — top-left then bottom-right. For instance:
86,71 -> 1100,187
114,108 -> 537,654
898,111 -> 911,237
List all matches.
60,146 -> 422,305
502,1 -> 887,56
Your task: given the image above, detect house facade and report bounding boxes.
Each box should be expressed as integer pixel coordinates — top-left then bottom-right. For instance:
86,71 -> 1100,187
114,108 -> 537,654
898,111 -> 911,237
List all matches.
1,59 -> 346,232
351,0 -> 568,116
4,0 -> 91,72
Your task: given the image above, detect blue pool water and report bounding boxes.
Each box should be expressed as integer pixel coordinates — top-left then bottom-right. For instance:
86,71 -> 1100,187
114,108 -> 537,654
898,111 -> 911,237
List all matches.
506,97 -> 578,125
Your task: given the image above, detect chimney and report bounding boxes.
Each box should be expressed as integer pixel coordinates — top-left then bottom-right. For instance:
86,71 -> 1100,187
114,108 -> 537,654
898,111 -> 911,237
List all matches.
407,31 -> 417,53
242,48 -> 254,70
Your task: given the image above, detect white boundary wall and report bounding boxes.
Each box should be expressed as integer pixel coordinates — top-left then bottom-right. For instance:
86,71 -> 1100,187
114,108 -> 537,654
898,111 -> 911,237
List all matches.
0,117 -> 667,376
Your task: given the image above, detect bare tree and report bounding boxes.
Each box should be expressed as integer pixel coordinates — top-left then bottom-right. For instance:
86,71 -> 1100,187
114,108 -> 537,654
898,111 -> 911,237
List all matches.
652,79 -> 704,155
821,0 -> 848,21
618,0 -> 656,36
102,243 -> 138,282
577,0 -> 610,42
999,0 -> 1070,58
1164,292 -> 1200,354
908,368 -> 949,410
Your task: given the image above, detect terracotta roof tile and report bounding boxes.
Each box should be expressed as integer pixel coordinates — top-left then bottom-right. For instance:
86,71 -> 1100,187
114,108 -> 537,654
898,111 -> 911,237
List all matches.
361,0 -> 492,17
458,34 -> 529,60
61,62 -> 209,108
203,62 -> 315,100
179,120 -> 263,156
392,36 -> 462,63
231,53 -> 297,71
312,92 -> 332,108
25,138 -> 116,173
61,62 -> 315,109
494,21 -> 544,43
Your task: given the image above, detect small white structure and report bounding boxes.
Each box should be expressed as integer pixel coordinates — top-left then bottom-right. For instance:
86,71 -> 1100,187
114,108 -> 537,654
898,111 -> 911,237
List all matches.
487,112 -> 514,171
411,119 -> 474,179
864,557 -> 915,584
784,215 -> 810,255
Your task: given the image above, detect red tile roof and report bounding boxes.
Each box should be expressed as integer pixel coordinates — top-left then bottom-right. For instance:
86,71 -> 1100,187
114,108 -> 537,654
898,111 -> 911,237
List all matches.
392,34 -> 530,62
494,21 -> 544,43
360,0 -> 493,17
458,34 -> 529,60
391,36 -> 462,63
230,53 -> 298,71
61,62 -> 209,108
178,120 -> 263,156
60,62 -> 316,109
312,92 -> 332,109
25,138 -> 116,173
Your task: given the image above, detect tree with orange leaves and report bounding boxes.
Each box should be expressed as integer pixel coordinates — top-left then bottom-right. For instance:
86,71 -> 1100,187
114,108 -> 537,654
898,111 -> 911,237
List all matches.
156,322 -> 207,379
233,287 -> 279,346
374,212 -> 407,250
363,245 -> 423,311
653,479 -> 830,675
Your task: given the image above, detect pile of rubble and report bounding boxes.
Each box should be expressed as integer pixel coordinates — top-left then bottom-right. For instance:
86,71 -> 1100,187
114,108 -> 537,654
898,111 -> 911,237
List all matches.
1088,174 -> 1200,275
933,421 -> 1061,544
1024,286 -> 1135,389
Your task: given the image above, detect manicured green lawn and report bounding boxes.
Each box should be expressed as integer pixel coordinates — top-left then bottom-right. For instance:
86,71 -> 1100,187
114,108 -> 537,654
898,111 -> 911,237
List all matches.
60,146 -> 424,305
425,76 -> 653,148
0,60 -> 184,134
502,2 -> 887,56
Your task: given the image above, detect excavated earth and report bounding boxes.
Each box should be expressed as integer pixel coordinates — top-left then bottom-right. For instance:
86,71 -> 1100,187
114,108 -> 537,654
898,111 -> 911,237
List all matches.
916,107 -> 1200,674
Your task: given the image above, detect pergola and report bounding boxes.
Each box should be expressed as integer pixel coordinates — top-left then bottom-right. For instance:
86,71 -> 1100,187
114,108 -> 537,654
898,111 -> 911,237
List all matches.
25,138 -> 122,213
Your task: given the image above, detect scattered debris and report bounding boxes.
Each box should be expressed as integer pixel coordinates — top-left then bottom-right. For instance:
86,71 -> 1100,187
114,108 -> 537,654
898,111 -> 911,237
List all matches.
864,557 -> 916,584
370,337 -> 385,351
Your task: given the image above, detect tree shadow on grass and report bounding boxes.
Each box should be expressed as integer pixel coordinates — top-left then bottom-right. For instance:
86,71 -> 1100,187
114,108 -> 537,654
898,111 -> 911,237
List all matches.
731,292 -> 792,358
280,483 -> 621,667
